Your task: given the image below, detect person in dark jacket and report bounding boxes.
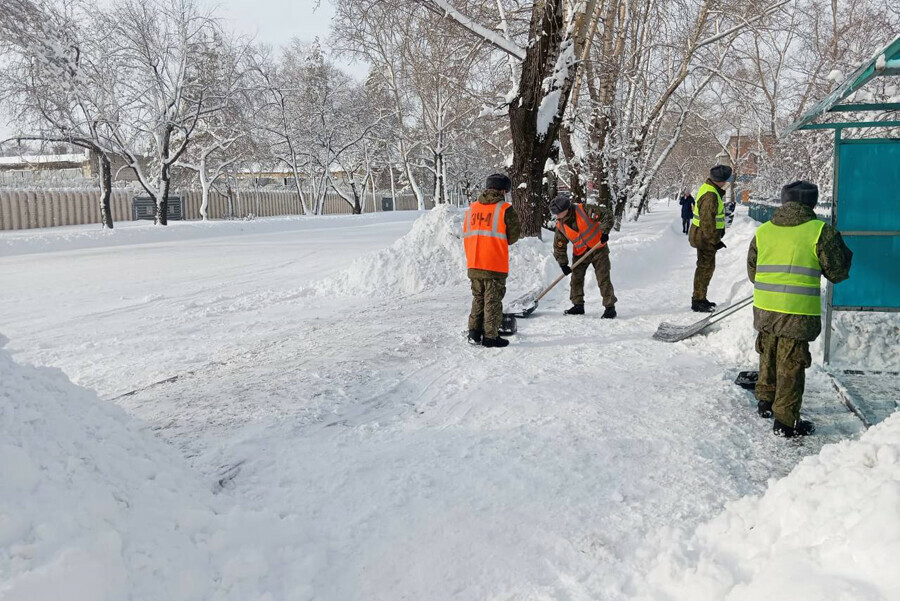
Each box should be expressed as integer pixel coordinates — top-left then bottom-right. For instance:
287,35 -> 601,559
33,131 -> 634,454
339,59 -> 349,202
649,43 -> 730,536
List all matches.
678,191 -> 694,234
747,181 -> 852,437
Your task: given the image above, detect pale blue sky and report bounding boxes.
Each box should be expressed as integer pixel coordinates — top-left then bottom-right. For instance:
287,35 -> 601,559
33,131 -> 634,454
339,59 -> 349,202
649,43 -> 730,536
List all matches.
218,0 -> 368,77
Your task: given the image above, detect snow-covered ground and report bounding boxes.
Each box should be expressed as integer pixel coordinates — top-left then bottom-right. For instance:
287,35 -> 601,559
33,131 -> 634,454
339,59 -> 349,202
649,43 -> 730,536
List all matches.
2,203 -> 897,600
640,411 -> 900,601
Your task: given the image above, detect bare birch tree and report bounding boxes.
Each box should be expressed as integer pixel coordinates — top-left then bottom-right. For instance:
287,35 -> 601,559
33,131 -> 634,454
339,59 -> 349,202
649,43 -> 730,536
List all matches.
0,0 -> 118,228
94,0 -> 229,225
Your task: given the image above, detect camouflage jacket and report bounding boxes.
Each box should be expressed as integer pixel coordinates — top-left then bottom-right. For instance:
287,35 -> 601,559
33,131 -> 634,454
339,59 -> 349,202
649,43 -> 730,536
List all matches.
553,203 -> 614,266
747,202 -> 853,341
688,179 -> 725,249
467,189 -> 522,280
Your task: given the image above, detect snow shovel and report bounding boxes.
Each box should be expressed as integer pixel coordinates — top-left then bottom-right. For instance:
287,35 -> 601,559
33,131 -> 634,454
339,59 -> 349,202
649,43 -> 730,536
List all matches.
504,244 -> 603,318
652,295 -> 753,342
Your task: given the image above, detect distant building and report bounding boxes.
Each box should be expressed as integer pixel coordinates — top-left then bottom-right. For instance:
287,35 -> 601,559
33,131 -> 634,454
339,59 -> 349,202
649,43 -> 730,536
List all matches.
233,164 -> 352,188
0,151 -> 91,183
726,134 -> 776,178
0,150 -> 156,185
87,151 -> 143,183
725,134 -> 777,203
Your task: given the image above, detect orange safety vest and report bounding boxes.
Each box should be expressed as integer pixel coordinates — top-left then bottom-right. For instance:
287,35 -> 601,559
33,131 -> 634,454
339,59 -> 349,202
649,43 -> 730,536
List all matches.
557,203 -> 605,255
463,201 -> 510,273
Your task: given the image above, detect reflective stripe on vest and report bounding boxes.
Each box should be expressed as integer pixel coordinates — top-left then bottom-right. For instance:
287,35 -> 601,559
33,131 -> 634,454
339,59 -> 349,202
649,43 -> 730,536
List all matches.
691,183 -> 725,230
557,204 -> 605,254
753,219 -> 826,316
463,201 -> 509,273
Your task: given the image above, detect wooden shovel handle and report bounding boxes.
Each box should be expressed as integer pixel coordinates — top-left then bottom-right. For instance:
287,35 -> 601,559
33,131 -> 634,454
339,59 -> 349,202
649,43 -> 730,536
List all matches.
534,243 -> 603,303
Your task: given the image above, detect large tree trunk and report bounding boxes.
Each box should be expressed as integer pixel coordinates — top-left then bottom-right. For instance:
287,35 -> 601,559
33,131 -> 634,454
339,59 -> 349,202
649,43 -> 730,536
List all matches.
351,181 -> 362,215
388,159 -> 397,207
559,125 -> 585,201
590,107 -> 615,209
400,138 -> 425,210
98,153 -> 114,229
586,0 -> 627,213
156,129 -> 172,226
199,160 -> 211,221
508,0 -> 569,238
509,144 -> 550,237
615,153 -> 642,225
157,177 -> 170,226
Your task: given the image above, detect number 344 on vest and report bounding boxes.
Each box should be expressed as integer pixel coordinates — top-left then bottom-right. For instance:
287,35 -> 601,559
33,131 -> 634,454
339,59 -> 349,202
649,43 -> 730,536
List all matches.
463,202 -> 510,274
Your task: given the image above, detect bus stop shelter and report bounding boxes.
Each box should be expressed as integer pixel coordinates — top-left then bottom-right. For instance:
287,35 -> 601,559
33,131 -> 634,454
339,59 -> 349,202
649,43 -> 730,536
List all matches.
783,35 -> 900,365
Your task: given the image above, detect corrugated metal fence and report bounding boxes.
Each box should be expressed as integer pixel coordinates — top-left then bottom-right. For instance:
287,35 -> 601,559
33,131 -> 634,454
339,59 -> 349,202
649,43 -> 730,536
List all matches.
0,188 -> 436,231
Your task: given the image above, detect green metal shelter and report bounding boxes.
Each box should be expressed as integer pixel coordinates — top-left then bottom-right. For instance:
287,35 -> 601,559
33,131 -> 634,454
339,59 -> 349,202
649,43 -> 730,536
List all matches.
783,35 -> 900,364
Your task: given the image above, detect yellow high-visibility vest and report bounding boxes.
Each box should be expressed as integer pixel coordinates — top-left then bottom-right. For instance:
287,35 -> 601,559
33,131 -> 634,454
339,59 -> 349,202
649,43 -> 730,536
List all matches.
753,219 -> 826,316
691,182 -> 725,230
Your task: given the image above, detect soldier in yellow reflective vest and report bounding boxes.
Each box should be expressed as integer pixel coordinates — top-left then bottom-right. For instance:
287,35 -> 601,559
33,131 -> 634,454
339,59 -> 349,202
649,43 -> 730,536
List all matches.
689,165 -> 732,312
747,181 -> 853,437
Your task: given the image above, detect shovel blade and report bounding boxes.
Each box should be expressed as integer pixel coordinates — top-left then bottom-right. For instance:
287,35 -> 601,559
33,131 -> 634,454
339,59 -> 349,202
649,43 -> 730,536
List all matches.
504,290 -> 539,318
508,303 -> 537,318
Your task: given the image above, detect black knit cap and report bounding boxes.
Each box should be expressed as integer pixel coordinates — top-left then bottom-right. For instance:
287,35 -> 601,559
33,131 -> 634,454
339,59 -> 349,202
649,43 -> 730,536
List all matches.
781,180 -> 818,207
549,192 -> 572,215
485,173 -> 512,192
710,164 -> 733,182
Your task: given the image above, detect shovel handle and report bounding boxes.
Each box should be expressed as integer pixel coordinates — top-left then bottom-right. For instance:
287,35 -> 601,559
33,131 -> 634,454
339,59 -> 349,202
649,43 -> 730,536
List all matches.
534,243 -> 603,303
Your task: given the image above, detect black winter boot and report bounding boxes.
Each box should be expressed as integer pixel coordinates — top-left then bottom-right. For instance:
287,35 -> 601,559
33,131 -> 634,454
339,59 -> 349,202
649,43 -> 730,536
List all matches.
705,299 -> 717,308
601,306 -> 617,319
773,418 -> 815,438
564,304 -> 585,315
467,329 -> 483,344
691,299 -> 715,313
757,400 -> 773,418
482,336 -> 509,348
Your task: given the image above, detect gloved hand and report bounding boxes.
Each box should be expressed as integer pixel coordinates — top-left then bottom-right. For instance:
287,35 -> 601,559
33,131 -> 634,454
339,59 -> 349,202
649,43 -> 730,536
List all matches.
560,264 -> 572,276
715,241 -> 727,250
601,232 -> 609,244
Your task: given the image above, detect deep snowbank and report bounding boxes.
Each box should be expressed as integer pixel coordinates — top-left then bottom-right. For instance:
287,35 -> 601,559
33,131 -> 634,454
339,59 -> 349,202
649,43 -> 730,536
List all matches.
314,204 -> 557,298
0,334 -> 286,601
639,411 -> 900,601
829,311 -> 900,371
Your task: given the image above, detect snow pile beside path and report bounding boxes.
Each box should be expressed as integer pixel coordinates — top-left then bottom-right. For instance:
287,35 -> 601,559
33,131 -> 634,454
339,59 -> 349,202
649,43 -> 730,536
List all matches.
315,205 -> 556,298
638,411 -> 900,601
0,335 -> 288,600
830,311 -> 900,371
314,205 -> 467,296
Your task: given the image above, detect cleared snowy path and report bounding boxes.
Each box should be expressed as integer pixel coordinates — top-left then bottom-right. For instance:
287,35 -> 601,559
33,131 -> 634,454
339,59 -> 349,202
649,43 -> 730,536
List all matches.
1,205 -> 865,600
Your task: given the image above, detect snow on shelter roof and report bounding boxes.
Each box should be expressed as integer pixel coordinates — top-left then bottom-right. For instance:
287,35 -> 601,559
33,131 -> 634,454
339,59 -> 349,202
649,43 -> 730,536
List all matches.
0,152 -> 89,167
783,35 -> 900,135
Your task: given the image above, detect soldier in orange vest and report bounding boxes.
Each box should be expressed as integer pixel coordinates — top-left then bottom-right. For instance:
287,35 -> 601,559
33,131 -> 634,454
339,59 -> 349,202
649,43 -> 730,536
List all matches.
463,173 -> 521,347
550,193 -> 617,318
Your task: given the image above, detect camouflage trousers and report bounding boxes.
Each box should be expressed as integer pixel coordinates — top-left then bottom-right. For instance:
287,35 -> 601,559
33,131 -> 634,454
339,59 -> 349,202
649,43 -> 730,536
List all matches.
692,245 -> 718,301
755,332 -> 812,426
468,277 -> 507,338
570,246 -> 617,307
